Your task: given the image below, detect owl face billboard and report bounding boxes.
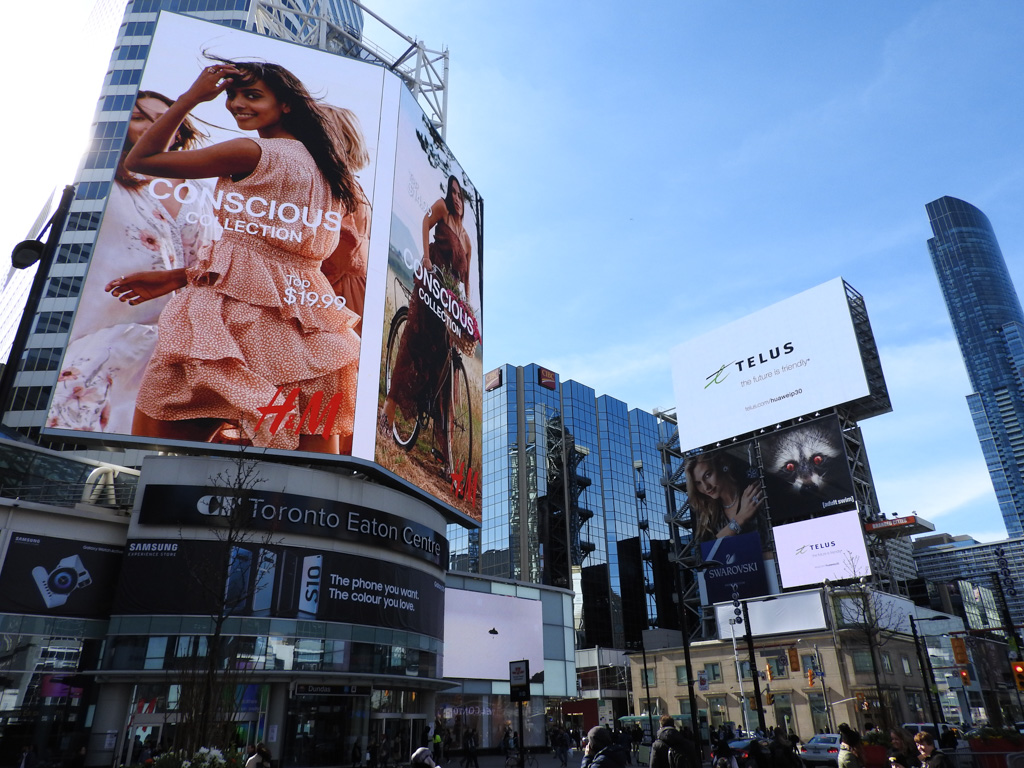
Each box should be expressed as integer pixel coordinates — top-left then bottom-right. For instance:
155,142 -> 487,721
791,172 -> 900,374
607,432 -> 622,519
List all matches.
42,13 -> 483,520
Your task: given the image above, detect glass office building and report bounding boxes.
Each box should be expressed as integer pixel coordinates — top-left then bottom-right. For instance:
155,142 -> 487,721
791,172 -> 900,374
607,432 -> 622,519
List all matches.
913,534 -> 1024,628
450,363 -> 682,655
926,196 -> 1024,537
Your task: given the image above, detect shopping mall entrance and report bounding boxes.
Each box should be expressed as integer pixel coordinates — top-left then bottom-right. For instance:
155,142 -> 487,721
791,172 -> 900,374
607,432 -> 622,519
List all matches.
286,688 -> 370,767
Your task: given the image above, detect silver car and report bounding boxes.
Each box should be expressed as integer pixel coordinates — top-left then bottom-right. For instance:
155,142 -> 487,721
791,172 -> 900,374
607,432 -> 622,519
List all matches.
799,734 -> 840,767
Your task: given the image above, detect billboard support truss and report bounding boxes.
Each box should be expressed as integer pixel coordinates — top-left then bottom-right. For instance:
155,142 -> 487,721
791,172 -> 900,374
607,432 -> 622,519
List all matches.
655,404 -> 905,641
250,0 -> 449,137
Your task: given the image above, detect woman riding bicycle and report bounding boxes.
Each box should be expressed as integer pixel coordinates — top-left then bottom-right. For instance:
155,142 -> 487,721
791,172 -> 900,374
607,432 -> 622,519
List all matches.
379,175 -> 472,466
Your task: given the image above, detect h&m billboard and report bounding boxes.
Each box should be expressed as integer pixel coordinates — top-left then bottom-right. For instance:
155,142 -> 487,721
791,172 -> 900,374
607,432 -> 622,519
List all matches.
672,278 -> 873,452
43,13 -> 483,520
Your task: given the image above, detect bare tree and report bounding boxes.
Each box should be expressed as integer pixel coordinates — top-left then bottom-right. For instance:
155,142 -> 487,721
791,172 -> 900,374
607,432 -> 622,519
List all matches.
830,577 -> 907,730
171,452 -> 277,754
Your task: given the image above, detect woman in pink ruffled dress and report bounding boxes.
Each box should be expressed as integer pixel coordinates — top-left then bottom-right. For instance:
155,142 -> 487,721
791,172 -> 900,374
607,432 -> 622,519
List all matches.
110,60 -> 361,454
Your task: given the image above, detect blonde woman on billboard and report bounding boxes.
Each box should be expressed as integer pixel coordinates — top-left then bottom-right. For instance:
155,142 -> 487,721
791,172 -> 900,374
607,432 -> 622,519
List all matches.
320,106 -> 371,335
685,451 -> 764,541
108,60 -> 362,453
48,91 -> 217,434
379,175 -> 472,467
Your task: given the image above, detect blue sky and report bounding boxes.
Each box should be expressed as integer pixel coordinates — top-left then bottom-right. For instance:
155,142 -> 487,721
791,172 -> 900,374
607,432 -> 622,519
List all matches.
3,1 -> 1023,542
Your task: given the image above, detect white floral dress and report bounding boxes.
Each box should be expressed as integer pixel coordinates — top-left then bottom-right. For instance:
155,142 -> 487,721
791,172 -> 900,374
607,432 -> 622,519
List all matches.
47,179 -> 219,432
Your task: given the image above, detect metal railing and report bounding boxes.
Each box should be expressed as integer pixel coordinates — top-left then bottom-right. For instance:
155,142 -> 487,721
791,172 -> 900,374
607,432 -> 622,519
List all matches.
0,481 -> 136,510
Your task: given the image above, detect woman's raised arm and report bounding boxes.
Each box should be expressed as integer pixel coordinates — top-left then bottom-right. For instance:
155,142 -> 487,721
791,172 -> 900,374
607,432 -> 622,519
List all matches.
126,65 -> 262,180
421,198 -> 447,271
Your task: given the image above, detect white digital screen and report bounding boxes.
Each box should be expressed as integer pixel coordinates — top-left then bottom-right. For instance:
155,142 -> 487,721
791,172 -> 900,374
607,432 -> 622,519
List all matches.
671,278 -> 871,451
773,510 -> 871,588
443,590 -> 544,680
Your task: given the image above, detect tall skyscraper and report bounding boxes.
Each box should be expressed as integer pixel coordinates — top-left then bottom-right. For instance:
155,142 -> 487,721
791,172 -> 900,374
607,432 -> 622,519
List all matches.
926,196 -> 1024,537
449,363 -> 682,653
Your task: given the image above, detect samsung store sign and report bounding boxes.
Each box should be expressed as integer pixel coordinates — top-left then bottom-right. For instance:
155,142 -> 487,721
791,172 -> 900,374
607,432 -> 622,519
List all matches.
139,484 -> 448,567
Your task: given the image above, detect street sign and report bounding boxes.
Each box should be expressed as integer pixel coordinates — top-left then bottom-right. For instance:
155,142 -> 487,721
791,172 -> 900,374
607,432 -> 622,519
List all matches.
510,659 -> 530,702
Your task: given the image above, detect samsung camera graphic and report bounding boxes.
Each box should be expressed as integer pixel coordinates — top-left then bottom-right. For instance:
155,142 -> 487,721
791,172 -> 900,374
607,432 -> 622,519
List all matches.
31,555 -> 93,609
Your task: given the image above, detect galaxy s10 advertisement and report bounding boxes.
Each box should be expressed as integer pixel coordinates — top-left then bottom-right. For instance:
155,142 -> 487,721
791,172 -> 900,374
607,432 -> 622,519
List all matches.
113,538 -> 444,638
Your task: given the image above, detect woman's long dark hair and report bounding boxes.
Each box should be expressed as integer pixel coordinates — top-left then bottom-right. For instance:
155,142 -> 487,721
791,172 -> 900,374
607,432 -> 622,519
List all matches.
117,90 -> 204,189
444,174 -> 464,219
686,451 -> 743,541
211,56 -> 358,210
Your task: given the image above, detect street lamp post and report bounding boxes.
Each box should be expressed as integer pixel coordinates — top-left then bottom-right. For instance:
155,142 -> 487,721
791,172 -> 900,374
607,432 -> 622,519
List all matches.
662,518 -> 717,756
908,615 -> 944,726
740,599 -> 767,733
813,644 -> 835,733
640,640 -> 656,744
728,618 -> 749,733
0,184 -> 76,421
669,539 -> 702,754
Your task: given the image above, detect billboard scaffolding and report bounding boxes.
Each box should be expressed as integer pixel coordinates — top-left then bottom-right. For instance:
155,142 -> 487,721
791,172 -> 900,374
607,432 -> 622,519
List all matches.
659,280 -> 896,639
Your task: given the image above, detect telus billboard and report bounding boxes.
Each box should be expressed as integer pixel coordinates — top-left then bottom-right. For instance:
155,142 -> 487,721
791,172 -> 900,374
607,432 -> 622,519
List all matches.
772,510 -> 871,589
672,278 -> 873,452
43,13 -> 483,520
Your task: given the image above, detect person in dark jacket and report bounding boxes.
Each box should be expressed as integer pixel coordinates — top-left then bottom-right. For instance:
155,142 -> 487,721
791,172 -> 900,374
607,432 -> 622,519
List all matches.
651,716 -> 692,768
617,729 -> 633,766
582,726 -> 628,768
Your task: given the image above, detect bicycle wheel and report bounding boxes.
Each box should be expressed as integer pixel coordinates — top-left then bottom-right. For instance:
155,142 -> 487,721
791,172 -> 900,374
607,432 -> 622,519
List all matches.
383,306 -> 418,448
447,356 -> 473,475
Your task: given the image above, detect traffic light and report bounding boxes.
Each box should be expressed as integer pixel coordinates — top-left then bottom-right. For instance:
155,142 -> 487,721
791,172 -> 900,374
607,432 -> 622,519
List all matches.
807,668 -> 815,687
765,663 -> 773,682
856,693 -> 867,711
959,669 -> 971,686
1012,661 -> 1024,691
766,692 -> 775,705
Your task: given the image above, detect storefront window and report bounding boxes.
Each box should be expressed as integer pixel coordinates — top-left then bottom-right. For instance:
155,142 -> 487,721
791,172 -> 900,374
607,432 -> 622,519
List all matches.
707,696 -> 727,728
0,634 -> 99,766
772,693 -> 793,734
288,692 -> 368,768
104,635 -> 437,677
808,692 -> 829,735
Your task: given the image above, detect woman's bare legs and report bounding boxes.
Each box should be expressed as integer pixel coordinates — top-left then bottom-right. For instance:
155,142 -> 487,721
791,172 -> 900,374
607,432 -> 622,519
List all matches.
381,396 -> 397,429
298,433 -> 340,454
133,408 -> 224,442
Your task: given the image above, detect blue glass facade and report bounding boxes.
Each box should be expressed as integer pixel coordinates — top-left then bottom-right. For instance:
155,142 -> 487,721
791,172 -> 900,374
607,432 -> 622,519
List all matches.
451,364 -> 675,652
926,196 -> 1024,537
